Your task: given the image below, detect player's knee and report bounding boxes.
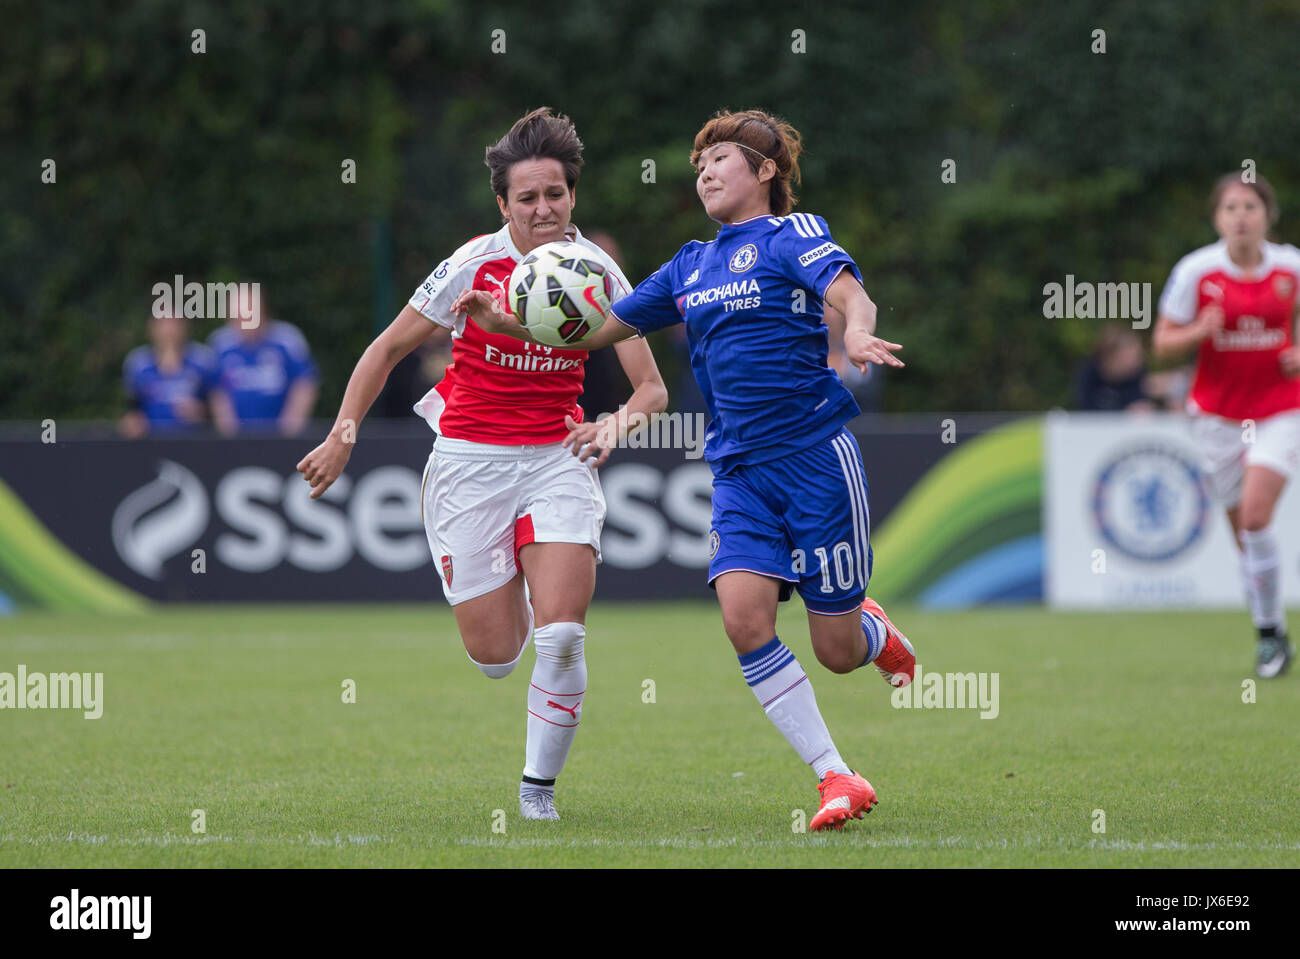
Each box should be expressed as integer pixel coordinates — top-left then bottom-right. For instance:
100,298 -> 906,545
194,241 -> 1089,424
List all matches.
533,607 -> 588,633
1239,507 -> 1272,532
813,644 -> 860,675
529,573 -> 595,628
723,620 -> 775,653
465,637 -> 529,679
533,621 -> 585,666
471,657 -> 517,679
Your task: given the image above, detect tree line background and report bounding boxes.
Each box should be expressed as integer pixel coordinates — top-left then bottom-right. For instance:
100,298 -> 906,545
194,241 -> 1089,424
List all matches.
4,0 -> 1299,418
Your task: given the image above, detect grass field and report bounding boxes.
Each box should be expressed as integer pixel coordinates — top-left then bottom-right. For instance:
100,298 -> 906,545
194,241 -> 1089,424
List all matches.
1,602 -> 1297,868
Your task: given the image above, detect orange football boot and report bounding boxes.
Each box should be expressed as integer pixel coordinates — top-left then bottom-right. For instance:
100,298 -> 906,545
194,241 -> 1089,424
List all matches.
862,597 -> 915,687
809,770 -> 878,831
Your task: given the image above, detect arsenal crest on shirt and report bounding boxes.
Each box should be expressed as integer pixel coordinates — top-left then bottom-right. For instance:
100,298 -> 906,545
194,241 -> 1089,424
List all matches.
440,554 -> 453,587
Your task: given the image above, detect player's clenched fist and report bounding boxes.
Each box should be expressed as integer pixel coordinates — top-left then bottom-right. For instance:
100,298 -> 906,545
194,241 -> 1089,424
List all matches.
296,433 -> 353,499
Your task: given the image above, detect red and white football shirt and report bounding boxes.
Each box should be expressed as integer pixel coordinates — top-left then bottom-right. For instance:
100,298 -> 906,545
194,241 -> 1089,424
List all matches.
1159,240 -> 1300,420
408,223 -> 631,444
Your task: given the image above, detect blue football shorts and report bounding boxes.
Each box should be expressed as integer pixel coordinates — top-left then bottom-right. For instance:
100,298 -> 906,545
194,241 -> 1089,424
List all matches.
707,428 -> 873,615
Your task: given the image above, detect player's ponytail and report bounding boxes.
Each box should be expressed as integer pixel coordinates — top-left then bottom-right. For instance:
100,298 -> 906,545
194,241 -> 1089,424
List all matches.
690,109 -> 803,216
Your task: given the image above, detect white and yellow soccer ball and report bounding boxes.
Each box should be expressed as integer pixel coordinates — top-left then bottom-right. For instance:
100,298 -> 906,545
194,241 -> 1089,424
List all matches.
508,241 -> 612,348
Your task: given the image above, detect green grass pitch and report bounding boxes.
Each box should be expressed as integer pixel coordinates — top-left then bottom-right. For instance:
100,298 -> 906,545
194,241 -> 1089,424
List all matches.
1,602 -> 1297,868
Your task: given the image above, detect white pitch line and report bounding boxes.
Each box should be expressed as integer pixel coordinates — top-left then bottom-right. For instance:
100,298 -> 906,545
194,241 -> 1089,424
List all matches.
2,834 -> 1296,853
0,833 -> 388,848
0,633 -> 443,653
450,836 -> 1300,852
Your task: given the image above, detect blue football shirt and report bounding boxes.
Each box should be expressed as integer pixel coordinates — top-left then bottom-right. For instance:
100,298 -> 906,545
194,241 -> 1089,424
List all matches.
123,343 -> 218,433
612,212 -> 864,472
209,320 -> 318,427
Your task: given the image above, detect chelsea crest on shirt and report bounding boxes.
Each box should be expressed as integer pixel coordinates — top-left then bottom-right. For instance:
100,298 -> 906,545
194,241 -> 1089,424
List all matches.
729,243 -> 758,273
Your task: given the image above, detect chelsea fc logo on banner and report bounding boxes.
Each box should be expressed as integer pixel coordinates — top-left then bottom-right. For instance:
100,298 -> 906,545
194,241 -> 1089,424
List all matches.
729,244 -> 758,273
1091,444 -> 1209,562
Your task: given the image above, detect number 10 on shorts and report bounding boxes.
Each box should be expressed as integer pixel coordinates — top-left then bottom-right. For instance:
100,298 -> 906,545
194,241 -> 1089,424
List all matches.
793,542 -> 856,593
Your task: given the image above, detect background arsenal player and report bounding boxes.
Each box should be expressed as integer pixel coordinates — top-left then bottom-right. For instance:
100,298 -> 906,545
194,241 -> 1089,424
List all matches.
296,107 -> 667,819
1154,174 -> 1300,678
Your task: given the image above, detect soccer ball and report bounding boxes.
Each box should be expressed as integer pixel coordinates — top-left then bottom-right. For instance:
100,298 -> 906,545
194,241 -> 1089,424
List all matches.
508,241 -> 612,348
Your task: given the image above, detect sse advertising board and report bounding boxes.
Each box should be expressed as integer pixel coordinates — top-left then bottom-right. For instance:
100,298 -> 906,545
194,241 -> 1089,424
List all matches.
0,417 -> 1024,608
0,435 -> 716,603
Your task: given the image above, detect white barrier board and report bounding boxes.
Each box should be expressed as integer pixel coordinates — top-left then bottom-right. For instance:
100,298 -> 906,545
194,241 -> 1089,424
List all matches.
1045,412 -> 1300,608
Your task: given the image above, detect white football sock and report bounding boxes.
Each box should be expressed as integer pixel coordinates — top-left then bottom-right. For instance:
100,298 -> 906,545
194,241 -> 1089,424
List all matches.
524,621 -> 586,781
1239,563 -> 1258,625
739,637 -> 850,778
1240,527 -> 1284,630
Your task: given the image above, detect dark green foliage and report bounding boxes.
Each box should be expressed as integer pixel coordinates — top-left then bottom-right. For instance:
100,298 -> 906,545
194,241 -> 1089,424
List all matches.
4,1 -> 1298,416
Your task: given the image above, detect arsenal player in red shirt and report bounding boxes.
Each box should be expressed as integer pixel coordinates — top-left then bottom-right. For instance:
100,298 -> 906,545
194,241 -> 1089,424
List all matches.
297,108 -> 667,819
1154,174 -> 1300,678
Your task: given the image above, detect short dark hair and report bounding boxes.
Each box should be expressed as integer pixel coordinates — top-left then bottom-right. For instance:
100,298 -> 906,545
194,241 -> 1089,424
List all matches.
690,109 -> 803,216
1210,172 -> 1279,226
485,107 -> 584,200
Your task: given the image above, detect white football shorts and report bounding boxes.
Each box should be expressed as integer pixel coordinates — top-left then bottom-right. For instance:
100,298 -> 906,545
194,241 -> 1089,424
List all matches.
1191,409 -> 1300,506
421,435 -> 606,605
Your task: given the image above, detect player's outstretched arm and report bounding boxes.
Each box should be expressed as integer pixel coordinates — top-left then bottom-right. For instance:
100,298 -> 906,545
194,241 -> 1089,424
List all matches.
452,287 -> 641,352
825,270 -> 903,372
296,305 -> 434,499
575,313 -> 640,352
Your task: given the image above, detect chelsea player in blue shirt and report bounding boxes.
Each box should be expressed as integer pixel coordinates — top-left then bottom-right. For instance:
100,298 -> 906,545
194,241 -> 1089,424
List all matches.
457,109 -> 915,831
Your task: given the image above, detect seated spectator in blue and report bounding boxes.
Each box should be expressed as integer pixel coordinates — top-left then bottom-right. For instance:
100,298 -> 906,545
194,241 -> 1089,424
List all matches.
209,288 -> 318,436
1077,323 -> 1156,412
120,310 -> 217,438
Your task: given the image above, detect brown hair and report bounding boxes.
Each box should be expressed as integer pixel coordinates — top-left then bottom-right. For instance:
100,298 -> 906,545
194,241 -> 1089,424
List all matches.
485,107 -> 584,200
1209,172 -> 1279,226
690,109 -> 803,216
